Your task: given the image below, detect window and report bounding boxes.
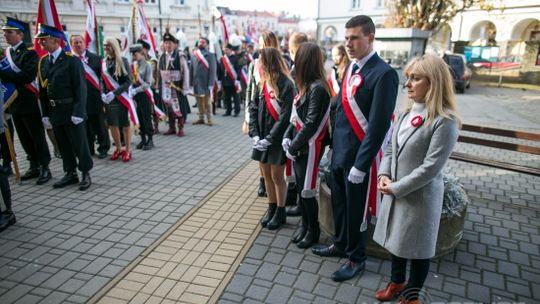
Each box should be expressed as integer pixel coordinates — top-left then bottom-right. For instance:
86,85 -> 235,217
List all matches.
176,0 -> 185,5
145,0 -> 156,3
120,26 -> 126,33
153,27 -> 158,33
352,0 -> 361,9
376,0 -> 384,7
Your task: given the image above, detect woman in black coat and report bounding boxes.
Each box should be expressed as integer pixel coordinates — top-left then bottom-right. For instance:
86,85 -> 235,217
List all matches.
283,43 -> 331,248
249,47 -> 296,231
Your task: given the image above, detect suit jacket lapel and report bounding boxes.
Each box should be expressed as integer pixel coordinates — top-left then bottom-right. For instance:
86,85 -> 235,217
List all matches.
397,113 -> 425,157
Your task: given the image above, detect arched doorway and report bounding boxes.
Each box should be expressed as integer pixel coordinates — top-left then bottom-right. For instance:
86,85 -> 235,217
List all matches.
508,18 -> 540,66
469,21 -> 497,46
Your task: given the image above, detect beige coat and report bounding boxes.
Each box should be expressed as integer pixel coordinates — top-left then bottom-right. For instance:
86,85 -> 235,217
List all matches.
373,112 -> 459,259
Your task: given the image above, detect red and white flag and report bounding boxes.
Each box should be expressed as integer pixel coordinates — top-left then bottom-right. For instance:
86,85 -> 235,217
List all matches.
34,0 -> 71,57
125,0 -> 157,60
84,0 -> 103,57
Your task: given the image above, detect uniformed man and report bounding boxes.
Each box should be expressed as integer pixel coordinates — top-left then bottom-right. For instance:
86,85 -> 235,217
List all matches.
0,17 -> 52,184
36,24 -> 93,191
70,34 -> 110,159
219,44 -> 242,117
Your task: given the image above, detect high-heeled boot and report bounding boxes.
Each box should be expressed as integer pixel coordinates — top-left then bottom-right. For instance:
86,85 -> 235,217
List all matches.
291,198 -> 307,243
267,206 -> 286,230
297,197 -> 320,248
260,203 -> 277,228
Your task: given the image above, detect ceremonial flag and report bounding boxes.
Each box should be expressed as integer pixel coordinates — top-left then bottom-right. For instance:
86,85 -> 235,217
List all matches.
34,0 -> 71,57
84,0 -> 103,57
219,16 -> 229,43
125,0 -> 157,60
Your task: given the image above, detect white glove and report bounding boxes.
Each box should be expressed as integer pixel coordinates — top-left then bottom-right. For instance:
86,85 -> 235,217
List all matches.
254,139 -> 271,151
217,81 -> 222,91
101,93 -> 107,103
71,116 -> 84,125
102,92 -> 114,104
42,117 -> 52,129
282,138 -> 291,152
208,86 -> 213,94
286,150 -> 296,161
326,149 -> 333,164
348,167 -> 366,184
128,86 -> 136,98
251,136 -> 260,146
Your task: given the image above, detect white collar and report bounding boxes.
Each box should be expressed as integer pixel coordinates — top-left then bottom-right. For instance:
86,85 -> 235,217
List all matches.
49,47 -> 62,61
76,50 -> 87,58
352,49 -> 376,71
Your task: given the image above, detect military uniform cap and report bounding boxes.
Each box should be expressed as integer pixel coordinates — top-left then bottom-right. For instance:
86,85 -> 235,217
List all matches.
137,39 -> 150,50
35,24 -> 63,39
129,43 -> 143,53
2,17 -> 29,32
163,32 -> 178,43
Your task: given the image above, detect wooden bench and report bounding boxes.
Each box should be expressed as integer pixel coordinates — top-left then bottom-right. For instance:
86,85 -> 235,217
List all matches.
450,124 -> 540,176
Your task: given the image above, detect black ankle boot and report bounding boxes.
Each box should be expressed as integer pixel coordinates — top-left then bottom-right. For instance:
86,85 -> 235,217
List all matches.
258,177 -> 267,197
291,199 -> 307,243
267,206 -> 286,230
260,203 -> 277,227
297,198 -> 320,248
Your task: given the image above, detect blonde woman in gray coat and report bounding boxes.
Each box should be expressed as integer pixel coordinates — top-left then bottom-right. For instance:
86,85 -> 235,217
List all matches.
373,54 -> 460,304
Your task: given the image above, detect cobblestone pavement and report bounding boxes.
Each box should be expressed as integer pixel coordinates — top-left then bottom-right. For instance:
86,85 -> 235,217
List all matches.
0,86 -> 539,304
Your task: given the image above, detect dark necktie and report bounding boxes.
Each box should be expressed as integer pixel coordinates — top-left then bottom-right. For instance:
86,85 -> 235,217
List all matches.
49,55 -> 55,70
351,62 -> 359,74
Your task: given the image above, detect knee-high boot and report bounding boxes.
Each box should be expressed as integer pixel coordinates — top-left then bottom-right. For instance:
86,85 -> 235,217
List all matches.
164,113 -> 176,135
297,197 -> 320,248
291,198 -> 307,243
177,117 -> 185,137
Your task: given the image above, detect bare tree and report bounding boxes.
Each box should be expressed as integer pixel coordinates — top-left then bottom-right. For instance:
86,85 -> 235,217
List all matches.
386,0 -> 482,31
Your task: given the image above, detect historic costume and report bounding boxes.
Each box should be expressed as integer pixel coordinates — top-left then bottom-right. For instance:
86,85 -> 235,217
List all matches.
36,24 -> 93,190
158,32 -> 190,135
0,18 -> 52,184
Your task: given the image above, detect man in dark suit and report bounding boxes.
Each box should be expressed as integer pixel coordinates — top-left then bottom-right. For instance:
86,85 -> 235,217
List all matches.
70,34 -> 110,159
219,44 -> 242,117
36,24 -> 93,191
0,17 -> 52,184
312,15 -> 398,282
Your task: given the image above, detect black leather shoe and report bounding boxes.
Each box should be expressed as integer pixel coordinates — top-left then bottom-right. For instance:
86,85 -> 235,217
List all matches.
260,203 -> 277,228
233,113 -> 239,117
143,140 -> 154,150
53,172 -> 79,188
21,168 -> 40,180
79,172 -> 92,191
2,165 -> 13,176
0,211 -> 16,232
223,113 -> 231,117
97,152 -> 108,159
286,204 -> 301,216
136,141 -> 145,149
36,167 -> 52,185
267,207 -> 286,230
312,244 -> 347,258
331,260 -> 365,282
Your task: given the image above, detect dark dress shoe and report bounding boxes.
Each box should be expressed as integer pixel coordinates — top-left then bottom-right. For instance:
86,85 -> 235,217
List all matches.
267,207 -> 286,230
97,152 -> 108,159
79,172 -> 92,191
2,165 -> 13,176
36,167 -> 52,185
312,244 -> 347,258
0,211 -> 16,232
21,168 -> 40,180
375,281 -> 407,301
233,113 -> 239,117
331,260 -> 365,282
53,172 -> 79,188
260,203 -> 277,228
143,140 -> 154,150
286,204 -> 301,216
136,141 -> 145,149
223,113 -> 231,117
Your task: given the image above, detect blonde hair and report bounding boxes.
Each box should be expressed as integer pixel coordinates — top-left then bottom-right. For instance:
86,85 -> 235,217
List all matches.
258,47 -> 291,98
104,37 -> 127,78
403,54 -> 462,127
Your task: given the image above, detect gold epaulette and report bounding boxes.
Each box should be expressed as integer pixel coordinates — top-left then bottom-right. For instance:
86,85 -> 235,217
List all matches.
65,52 -> 74,56
26,47 -> 34,51
37,57 -> 48,88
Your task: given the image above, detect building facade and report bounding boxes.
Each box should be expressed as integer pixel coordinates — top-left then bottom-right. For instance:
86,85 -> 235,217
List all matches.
0,0 -> 215,49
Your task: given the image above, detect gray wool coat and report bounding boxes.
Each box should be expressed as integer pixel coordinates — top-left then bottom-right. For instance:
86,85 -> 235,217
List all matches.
373,112 -> 459,259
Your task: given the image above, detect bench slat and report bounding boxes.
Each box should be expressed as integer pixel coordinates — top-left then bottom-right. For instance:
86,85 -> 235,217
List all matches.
450,152 -> 540,176
462,124 -> 540,141
458,136 -> 540,155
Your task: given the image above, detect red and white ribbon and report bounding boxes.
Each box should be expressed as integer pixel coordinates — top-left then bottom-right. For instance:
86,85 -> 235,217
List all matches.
221,55 -> 241,93
81,59 -> 100,91
194,49 -> 209,70
131,62 -> 166,119
328,69 -> 340,97
263,81 -> 280,121
5,48 -> 39,98
291,94 -> 330,198
102,60 -> 139,126
341,64 -> 393,231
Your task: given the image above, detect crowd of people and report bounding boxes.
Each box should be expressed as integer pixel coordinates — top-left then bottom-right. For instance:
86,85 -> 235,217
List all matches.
0,14 -> 462,303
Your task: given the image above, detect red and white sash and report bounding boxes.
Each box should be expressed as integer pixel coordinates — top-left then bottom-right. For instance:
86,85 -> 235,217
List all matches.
221,55 -> 241,93
290,93 -> 330,198
247,53 -> 254,64
328,69 -> 340,97
263,81 -> 280,121
131,62 -> 166,118
5,48 -> 39,98
341,63 -> 393,231
101,61 -> 139,126
240,66 -> 249,85
193,49 -> 209,70
79,57 -> 100,91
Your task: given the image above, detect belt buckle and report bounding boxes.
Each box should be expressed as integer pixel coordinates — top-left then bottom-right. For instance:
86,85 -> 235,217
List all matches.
50,99 -> 56,107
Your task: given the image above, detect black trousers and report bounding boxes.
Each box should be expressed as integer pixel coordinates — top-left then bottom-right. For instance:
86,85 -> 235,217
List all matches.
391,254 -> 430,300
0,159 -> 12,210
0,118 -> 14,165
134,93 -> 153,138
223,85 -> 240,115
12,113 -> 51,168
53,122 -> 93,173
331,165 -> 370,263
86,110 -> 110,155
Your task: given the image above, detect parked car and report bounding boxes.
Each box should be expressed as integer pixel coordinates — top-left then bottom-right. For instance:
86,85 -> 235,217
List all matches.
443,53 -> 472,94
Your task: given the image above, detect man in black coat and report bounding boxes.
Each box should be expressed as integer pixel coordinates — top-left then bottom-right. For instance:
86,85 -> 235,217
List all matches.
70,34 -> 110,159
219,44 -> 242,117
36,24 -> 93,191
312,15 -> 398,282
0,17 -> 52,184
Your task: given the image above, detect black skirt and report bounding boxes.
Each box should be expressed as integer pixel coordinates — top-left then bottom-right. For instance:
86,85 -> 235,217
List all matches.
105,100 -> 129,127
251,142 -> 286,165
